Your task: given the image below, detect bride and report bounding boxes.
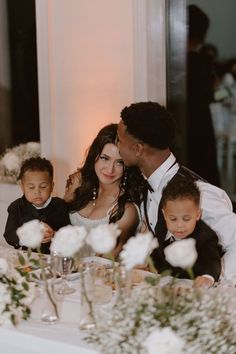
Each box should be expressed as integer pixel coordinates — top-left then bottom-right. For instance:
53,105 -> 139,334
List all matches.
64,123 -> 143,258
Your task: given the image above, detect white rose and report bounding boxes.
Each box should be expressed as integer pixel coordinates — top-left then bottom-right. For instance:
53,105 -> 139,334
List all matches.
86,223 -> 121,254
120,232 -> 158,270
16,220 -> 44,249
164,238 -> 198,269
143,327 -> 185,354
1,151 -> 21,171
50,225 -> 87,257
0,258 -> 8,275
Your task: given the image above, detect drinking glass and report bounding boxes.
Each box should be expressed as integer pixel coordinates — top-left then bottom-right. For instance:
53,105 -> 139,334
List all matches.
52,255 -> 76,295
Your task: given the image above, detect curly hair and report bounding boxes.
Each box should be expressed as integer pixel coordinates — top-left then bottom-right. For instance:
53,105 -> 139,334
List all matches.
120,101 -> 175,150
162,174 -> 200,208
68,124 -> 143,223
19,157 -> 53,181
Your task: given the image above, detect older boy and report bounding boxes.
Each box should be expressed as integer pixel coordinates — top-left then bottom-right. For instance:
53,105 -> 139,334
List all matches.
154,175 -> 222,287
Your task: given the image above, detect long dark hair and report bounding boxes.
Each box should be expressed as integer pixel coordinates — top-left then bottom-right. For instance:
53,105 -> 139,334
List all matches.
68,123 -> 142,223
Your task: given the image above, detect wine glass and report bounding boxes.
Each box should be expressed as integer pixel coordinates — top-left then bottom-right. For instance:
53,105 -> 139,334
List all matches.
52,254 -> 76,295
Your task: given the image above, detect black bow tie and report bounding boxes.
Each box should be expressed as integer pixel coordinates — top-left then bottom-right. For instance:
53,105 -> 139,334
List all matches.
143,179 -> 154,193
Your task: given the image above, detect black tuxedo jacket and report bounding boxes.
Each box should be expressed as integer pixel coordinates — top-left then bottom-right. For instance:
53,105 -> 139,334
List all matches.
4,196 -> 71,254
152,220 -> 222,281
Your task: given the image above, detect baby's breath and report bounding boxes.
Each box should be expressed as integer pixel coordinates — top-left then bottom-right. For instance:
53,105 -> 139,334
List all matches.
87,282 -> 236,354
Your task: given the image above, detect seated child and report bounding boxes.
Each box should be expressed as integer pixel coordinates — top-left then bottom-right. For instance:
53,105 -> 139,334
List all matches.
4,157 -> 70,253
154,175 -> 222,288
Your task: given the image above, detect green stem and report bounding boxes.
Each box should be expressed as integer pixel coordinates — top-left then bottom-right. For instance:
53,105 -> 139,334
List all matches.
186,267 -> 195,280
37,248 -> 59,319
147,256 -> 158,274
79,267 -> 95,323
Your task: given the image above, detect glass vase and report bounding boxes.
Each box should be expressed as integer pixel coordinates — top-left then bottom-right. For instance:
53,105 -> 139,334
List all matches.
78,264 -> 96,330
41,271 -> 59,324
114,265 -> 132,301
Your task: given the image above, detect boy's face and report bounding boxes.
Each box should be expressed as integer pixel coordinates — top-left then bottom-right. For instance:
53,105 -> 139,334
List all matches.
162,198 -> 201,239
20,170 -> 54,207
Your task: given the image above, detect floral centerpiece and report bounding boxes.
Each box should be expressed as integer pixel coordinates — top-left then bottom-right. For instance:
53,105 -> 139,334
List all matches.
0,142 -> 40,183
0,257 -> 36,326
86,235 -> 236,354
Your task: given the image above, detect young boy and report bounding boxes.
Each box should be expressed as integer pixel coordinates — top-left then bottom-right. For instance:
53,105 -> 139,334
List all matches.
4,157 -> 70,253
154,175 -> 222,288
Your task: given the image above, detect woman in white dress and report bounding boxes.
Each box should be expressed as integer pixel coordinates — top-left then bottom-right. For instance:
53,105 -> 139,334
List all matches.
64,124 -> 142,259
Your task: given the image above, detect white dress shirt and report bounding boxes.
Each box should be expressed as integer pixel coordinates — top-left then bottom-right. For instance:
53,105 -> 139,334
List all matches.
142,153 -> 236,280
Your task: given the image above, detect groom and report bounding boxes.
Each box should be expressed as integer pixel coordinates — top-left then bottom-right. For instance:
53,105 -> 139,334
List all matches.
117,101 -> 236,281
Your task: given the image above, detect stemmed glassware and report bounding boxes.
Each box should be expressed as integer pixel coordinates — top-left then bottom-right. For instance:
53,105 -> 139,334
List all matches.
51,253 -> 76,295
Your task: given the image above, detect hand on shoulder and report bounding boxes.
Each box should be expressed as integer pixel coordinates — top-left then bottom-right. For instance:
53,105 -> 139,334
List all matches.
64,169 -> 82,202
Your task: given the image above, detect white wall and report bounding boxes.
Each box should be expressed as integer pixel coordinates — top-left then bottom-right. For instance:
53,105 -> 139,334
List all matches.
0,0 -> 166,241
36,0 -> 166,197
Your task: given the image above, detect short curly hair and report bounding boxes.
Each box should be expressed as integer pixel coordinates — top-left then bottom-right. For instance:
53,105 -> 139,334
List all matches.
120,101 -> 175,150
19,157 -> 53,181
162,175 -> 200,208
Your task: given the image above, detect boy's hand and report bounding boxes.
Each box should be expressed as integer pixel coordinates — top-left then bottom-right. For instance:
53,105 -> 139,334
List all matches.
41,222 -> 54,243
193,275 -> 214,288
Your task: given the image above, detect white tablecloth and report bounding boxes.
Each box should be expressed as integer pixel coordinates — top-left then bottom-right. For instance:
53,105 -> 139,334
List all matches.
0,246 -> 98,354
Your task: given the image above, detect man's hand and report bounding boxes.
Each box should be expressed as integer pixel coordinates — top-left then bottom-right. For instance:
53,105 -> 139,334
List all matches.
64,170 -> 82,202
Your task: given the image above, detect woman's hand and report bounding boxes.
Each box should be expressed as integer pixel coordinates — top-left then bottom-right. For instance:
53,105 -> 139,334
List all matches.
64,169 -> 82,202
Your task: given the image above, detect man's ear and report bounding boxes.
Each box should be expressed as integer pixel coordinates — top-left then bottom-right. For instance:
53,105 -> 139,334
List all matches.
135,142 -> 144,157
51,181 -> 55,193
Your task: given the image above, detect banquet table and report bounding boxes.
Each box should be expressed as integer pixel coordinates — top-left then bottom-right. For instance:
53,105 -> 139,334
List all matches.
1,246 -> 236,354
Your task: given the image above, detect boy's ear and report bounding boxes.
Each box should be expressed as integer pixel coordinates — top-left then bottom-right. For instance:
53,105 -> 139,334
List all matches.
19,180 -> 24,194
162,208 -> 166,219
51,181 -> 55,192
197,208 -> 202,220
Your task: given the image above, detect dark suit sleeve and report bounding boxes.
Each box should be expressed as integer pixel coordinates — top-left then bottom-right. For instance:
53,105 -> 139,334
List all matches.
42,198 -> 71,231
193,233 -> 221,281
3,202 -> 21,248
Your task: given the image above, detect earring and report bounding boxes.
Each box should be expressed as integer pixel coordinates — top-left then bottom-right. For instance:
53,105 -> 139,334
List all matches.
122,171 -> 128,190
92,187 -> 97,206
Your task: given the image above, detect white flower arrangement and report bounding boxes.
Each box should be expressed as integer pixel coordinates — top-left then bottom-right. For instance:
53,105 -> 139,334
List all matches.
87,282 -> 236,354
50,225 -> 87,257
0,258 -> 36,326
0,141 -> 40,183
86,223 -> 121,255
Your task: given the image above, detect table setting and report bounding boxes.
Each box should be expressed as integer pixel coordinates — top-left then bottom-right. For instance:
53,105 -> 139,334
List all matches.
1,221 -> 236,354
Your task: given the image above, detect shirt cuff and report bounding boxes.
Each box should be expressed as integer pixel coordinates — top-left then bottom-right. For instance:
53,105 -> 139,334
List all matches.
201,274 -> 215,284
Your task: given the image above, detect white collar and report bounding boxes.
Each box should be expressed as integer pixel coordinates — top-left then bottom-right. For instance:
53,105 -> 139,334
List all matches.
33,197 -> 52,210
147,153 -> 177,192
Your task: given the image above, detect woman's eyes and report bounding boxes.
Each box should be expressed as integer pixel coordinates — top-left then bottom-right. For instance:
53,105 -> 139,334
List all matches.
116,160 -> 124,166
100,155 -> 108,161
99,155 -> 124,165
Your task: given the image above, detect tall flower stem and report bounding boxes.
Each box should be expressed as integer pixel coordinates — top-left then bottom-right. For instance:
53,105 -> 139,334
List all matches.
37,248 -> 59,319
79,266 -> 95,324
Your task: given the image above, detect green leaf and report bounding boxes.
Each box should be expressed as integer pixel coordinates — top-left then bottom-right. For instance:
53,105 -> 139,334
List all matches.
18,253 -> 26,266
